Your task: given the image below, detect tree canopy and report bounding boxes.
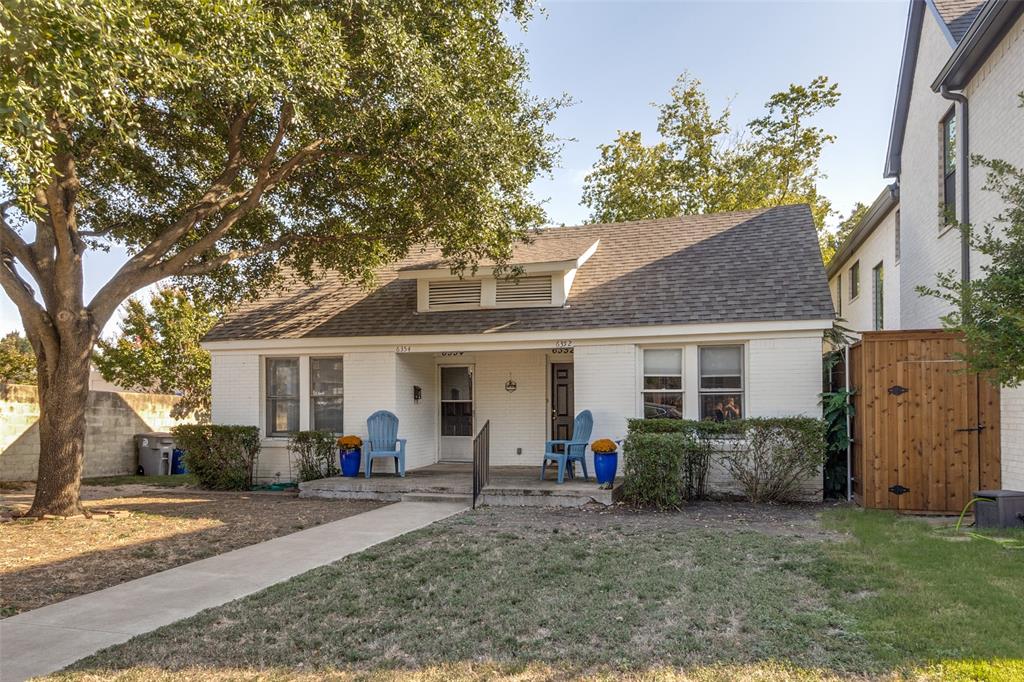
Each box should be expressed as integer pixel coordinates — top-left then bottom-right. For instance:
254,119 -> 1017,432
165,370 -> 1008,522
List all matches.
581,73 -> 840,232
821,202 -> 869,265
0,332 -> 36,384
95,288 -> 221,420
0,0 -> 562,516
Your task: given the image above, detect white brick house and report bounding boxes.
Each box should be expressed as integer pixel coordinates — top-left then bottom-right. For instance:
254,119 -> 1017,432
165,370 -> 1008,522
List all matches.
829,0 -> 1024,489
203,205 -> 833,484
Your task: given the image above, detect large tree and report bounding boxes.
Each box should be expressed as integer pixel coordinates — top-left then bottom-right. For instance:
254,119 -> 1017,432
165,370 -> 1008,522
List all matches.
0,331 -> 36,384
820,202 -> 869,265
94,288 -> 221,421
0,0 -> 561,516
581,73 -> 840,231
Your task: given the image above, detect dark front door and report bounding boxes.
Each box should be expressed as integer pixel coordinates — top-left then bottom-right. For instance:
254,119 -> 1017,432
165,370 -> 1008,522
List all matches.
551,363 -> 574,440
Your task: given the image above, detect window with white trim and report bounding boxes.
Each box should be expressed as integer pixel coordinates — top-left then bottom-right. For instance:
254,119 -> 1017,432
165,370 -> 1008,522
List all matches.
699,346 -> 743,422
311,357 -> 344,433
266,357 -> 299,437
642,349 -> 683,419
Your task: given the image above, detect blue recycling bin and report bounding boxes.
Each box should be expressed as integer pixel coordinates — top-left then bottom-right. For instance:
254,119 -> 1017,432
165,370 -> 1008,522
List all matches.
171,448 -> 188,475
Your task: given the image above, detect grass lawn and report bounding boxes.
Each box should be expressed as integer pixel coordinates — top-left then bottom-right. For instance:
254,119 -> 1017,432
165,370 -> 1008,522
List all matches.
44,504 -> 1024,681
0,485 -> 382,616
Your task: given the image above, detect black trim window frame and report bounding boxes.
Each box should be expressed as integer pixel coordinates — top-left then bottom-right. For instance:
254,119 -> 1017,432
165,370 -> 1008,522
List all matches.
642,348 -> 683,420
942,109 -> 957,226
872,262 -> 884,331
849,261 -> 860,301
310,357 -> 344,434
265,357 -> 299,438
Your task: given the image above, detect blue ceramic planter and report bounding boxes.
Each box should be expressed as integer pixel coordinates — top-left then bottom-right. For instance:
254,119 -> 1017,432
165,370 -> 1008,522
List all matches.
594,451 -> 618,485
340,448 -> 361,477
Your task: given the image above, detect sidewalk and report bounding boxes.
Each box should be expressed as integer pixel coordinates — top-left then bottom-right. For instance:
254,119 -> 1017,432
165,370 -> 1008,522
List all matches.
0,500 -> 467,682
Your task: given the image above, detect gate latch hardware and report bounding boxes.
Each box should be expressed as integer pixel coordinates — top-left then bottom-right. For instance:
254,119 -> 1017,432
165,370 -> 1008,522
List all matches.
888,385 -> 909,396
888,484 -> 911,496
955,424 -> 986,433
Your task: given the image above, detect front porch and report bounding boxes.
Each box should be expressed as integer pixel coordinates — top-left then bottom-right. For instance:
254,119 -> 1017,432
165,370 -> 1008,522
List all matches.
298,462 -> 623,508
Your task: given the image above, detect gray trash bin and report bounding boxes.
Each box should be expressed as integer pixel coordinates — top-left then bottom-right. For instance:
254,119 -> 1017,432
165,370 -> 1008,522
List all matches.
973,490 -> 1024,529
135,432 -> 175,476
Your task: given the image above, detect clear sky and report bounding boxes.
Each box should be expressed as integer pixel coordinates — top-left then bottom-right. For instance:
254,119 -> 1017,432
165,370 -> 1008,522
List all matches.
0,0 -> 909,337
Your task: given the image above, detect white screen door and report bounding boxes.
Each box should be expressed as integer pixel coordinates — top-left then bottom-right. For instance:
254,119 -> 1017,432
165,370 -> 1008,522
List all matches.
439,365 -> 474,461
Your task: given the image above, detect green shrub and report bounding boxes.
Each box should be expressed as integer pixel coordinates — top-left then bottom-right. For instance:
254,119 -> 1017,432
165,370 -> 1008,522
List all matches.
289,431 -> 339,482
622,432 -> 689,508
623,417 -> 826,504
172,424 -> 260,490
718,417 -> 826,502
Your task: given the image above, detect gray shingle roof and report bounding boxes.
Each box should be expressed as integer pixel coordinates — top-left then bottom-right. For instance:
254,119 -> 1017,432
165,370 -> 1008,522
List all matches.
398,233 -> 598,271
933,0 -> 986,41
205,204 -> 834,342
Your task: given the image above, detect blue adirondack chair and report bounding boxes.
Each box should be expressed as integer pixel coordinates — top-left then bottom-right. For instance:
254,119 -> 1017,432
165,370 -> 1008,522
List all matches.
541,410 -> 593,484
364,410 -> 407,478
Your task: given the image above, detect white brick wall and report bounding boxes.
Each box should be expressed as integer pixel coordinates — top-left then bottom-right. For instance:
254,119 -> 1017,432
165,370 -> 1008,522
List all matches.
964,15 -> 1024,490
394,353 -> 437,470
898,13 -> 961,330
747,336 -> 824,417
474,350 -> 548,467
575,344 -> 638,472
828,207 -> 901,334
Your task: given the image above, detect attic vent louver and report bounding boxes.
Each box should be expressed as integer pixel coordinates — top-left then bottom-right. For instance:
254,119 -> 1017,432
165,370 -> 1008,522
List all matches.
427,279 -> 482,309
496,275 -> 552,305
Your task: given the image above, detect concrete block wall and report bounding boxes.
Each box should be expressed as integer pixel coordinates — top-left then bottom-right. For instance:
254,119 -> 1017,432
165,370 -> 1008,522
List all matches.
1,384 -> 189,481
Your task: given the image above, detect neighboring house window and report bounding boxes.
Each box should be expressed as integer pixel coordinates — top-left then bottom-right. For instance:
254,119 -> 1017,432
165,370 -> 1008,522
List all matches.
699,346 -> 743,422
849,261 -> 860,300
642,349 -> 683,419
266,357 -> 299,437
872,263 -> 884,331
311,357 -> 344,433
942,110 -> 957,225
894,209 -> 901,264
836,274 -> 843,317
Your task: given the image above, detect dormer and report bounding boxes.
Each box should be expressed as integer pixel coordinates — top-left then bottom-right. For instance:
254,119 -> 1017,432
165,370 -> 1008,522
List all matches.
398,237 -> 599,313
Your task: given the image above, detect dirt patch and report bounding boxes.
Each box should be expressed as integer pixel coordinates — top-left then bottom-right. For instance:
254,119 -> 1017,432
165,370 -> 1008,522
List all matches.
0,484 -> 383,616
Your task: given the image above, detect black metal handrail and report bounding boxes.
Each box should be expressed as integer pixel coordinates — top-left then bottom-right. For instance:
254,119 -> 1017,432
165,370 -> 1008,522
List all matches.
472,420 -> 490,509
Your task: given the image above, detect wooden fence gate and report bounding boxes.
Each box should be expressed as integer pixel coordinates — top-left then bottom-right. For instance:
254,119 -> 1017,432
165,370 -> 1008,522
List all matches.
849,331 -> 1000,513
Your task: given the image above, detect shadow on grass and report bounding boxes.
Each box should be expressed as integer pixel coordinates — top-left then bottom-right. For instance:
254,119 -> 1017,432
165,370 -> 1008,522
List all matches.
33,506 -> 1024,681
1,494 -> 381,614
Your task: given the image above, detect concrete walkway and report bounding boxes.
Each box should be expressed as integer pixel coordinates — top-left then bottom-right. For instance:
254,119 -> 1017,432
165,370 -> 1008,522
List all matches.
0,500 -> 466,682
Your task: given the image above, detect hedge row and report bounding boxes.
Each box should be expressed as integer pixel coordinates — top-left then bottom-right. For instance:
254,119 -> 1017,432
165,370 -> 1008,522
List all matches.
172,424 -> 260,490
622,417 -> 826,507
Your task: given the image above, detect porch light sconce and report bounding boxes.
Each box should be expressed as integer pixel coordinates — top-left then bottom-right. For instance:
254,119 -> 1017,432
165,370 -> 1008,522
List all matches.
505,379 -> 517,393
413,385 -> 422,402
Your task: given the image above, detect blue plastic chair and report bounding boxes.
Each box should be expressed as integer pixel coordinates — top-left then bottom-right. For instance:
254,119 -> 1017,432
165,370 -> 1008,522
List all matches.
365,410 -> 407,478
541,410 -> 593,484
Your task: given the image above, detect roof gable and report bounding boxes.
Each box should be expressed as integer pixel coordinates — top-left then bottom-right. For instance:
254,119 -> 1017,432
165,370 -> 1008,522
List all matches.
205,205 -> 834,342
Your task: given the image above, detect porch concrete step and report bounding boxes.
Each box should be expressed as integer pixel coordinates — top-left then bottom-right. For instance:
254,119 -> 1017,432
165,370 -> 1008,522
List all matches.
400,492 -> 473,504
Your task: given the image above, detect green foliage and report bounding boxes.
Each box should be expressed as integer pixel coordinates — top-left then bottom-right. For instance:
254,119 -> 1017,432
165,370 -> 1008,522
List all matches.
582,73 -> 840,231
622,432 -> 688,508
820,388 -> 855,499
718,418 -> 827,503
821,202 -> 869,265
0,332 -> 36,384
622,419 -> 730,506
919,152 -> 1024,387
288,431 -> 339,482
94,288 -> 220,420
172,424 -> 260,490
625,417 -> 826,503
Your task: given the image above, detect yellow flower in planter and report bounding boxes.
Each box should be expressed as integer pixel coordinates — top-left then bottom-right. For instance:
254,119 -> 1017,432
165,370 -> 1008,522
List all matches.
591,438 -> 618,453
337,435 -> 362,450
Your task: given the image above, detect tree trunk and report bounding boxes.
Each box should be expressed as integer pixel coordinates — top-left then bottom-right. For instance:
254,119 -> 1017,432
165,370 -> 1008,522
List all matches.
26,325 -> 94,518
